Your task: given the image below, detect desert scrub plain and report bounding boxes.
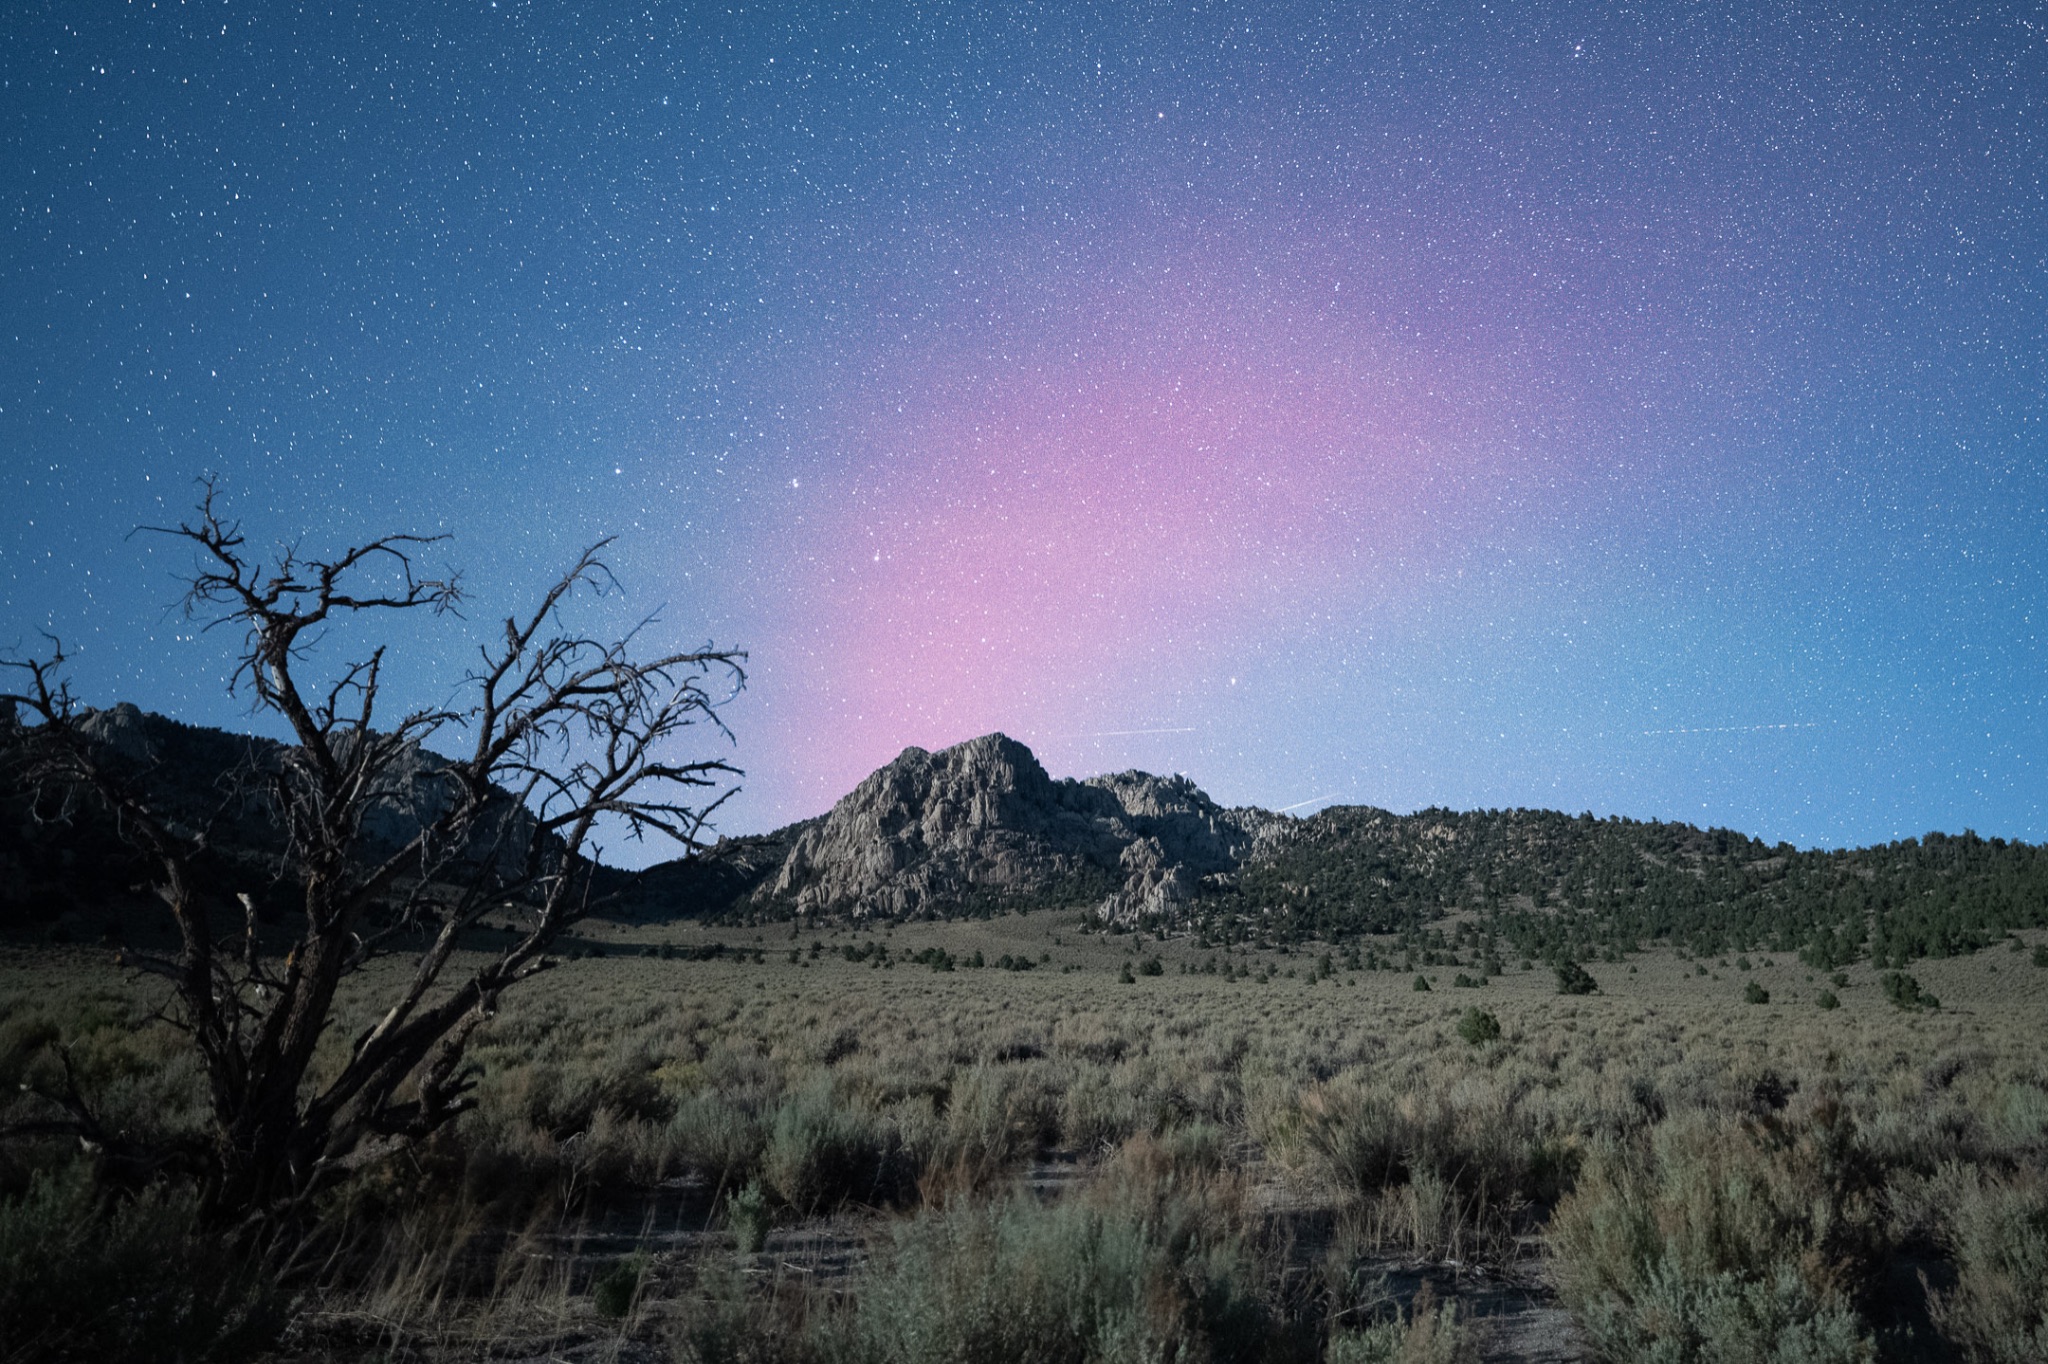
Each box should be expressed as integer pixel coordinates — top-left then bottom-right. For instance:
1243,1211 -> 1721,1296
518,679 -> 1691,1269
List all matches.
4,910 -> 2047,1364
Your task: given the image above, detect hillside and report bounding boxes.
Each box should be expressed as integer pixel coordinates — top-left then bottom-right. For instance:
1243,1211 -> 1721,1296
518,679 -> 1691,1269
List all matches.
7,706 -> 2044,971
0,702 -> 547,934
1196,804 -> 2048,969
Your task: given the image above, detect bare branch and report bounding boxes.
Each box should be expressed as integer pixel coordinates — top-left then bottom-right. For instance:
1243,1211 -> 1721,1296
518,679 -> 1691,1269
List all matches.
6,500 -> 745,1234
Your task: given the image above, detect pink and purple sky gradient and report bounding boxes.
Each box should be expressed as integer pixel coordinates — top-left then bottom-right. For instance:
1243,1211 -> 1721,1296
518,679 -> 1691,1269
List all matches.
4,2 -> 2043,856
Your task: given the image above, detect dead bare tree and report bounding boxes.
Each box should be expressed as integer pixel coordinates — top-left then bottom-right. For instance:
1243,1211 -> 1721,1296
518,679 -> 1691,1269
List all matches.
0,484 -> 743,1235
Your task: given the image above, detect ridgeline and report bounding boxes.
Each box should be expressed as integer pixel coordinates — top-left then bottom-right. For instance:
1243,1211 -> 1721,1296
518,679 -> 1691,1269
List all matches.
6,708 -> 2043,972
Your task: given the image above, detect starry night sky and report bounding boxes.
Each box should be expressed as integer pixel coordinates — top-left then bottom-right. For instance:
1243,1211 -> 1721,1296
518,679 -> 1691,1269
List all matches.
4,1 -> 2044,857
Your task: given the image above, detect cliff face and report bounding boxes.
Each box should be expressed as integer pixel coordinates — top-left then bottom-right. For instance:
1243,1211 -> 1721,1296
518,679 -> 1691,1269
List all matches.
738,734 -> 1283,923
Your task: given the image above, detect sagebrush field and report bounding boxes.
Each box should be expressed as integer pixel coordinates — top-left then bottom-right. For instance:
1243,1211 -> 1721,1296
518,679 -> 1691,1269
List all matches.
6,908 -> 2046,1363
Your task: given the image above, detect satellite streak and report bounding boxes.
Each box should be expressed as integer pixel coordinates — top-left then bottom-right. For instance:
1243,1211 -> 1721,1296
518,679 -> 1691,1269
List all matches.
1641,722 -> 1821,737
1048,726 -> 1199,739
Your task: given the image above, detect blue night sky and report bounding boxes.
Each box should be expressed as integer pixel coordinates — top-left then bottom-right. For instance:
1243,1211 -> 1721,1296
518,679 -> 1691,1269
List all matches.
3,1 -> 2044,859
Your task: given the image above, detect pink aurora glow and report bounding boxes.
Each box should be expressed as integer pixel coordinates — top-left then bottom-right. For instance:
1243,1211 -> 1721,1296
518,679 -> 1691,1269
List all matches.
741,284 -> 1583,814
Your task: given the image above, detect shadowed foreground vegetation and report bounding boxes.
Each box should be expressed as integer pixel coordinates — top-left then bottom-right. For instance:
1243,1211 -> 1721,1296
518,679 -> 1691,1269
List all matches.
3,912 -> 2047,1362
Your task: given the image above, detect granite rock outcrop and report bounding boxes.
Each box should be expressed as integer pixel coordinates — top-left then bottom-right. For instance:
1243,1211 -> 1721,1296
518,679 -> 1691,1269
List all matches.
737,733 -> 1282,923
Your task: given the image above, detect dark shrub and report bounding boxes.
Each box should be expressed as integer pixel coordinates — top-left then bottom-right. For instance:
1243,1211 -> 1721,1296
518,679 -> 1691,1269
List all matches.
1882,971 -> 1939,1012
592,1252 -> 648,1319
0,1167 -> 280,1362
1555,961 -> 1598,995
1456,1008 -> 1502,1046
1927,1167 -> 2048,1363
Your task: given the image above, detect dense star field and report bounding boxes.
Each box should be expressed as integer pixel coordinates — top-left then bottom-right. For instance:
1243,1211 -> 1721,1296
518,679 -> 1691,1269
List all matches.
3,2 -> 2044,850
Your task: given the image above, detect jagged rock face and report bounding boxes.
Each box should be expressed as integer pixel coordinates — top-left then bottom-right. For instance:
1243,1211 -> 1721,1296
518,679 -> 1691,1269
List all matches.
1097,837 -> 1197,923
76,702 -> 160,764
755,734 -> 1129,918
739,734 -> 1287,924
1083,770 -> 1281,872
1082,772 -> 1287,925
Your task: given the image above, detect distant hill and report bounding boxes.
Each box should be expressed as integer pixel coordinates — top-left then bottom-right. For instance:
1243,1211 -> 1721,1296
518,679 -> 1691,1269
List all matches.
7,706 -> 2045,969
0,702 -> 541,934
1199,804 -> 2048,968
0,703 -> 285,927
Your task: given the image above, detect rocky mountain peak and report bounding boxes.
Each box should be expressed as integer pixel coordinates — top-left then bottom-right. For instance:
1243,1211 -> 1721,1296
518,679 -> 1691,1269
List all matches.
751,733 -> 1124,919
852,733 -> 1082,841
75,702 -> 159,764
736,732 -> 1282,925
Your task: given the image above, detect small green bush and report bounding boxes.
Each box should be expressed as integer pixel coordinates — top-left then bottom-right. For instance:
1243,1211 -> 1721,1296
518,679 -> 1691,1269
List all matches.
762,1083 -> 904,1213
1555,961 -> 1598,995
846,1189 -> 1271,1364
1138,956 -> 1164,977
592,1251 -> 648,1319
1455,1008 -> 1502,1046
1816,990 -> 1840,1010
1412,974 -> 1431,993
1744,981 -> 1770,1005
666,1090 -> 771,1189
727,1180 -> 772,1254
1881,971 -> 1939,1012
2032,945 -> 2048,969
1288,1073 -> 1564,1256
